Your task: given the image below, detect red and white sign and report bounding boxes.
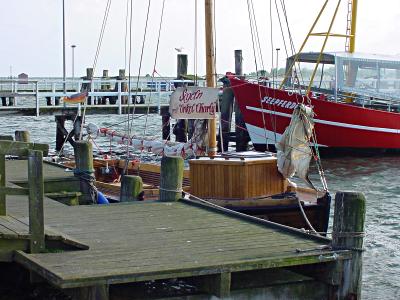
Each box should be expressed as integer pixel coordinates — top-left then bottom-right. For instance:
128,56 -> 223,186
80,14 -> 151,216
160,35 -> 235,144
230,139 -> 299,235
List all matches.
169,87 -> 218,119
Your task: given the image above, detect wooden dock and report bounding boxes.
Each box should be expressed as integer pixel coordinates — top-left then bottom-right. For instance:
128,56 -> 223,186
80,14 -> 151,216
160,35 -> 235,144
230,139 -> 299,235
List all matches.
0,159 -> 358,299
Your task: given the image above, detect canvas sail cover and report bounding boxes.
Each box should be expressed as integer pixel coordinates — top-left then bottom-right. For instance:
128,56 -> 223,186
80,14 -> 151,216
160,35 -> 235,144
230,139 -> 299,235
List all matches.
276,103 -> 315,189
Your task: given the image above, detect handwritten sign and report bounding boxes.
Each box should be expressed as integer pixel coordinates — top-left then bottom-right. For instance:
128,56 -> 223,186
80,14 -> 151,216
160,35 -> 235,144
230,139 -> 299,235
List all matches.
169,87 -> 218,119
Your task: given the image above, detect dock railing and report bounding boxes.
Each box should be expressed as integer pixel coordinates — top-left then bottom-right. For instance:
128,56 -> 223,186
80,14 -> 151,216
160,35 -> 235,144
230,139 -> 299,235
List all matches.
0,77 -> 204,116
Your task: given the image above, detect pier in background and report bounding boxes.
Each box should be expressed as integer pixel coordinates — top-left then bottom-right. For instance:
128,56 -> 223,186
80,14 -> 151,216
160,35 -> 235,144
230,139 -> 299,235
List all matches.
0,71 -> 202,116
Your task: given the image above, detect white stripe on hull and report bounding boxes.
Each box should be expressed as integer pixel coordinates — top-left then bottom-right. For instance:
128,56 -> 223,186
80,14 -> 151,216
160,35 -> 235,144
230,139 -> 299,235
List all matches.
246,106 -> 400,134
245,123 -> 327,147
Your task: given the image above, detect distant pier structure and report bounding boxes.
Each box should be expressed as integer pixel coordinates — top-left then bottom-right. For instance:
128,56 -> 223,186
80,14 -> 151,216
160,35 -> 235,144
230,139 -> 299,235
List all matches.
0,69 -> 201,117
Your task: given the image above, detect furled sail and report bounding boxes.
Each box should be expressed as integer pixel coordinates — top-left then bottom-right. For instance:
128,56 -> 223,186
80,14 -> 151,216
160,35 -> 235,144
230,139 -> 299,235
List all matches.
85,119 -> 208,158
275,103 -> 316,189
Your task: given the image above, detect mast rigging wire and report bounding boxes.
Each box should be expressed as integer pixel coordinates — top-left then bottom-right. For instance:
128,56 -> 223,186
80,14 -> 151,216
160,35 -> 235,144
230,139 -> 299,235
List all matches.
79,0 -> 113,140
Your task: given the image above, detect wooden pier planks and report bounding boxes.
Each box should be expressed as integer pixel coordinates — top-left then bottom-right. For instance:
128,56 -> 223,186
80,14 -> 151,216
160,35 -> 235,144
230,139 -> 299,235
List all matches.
4,160 -> 345,291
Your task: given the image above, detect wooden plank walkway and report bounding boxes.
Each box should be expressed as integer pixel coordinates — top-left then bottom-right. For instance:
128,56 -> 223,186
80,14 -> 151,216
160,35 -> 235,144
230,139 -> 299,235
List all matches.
2,160 -> 349,296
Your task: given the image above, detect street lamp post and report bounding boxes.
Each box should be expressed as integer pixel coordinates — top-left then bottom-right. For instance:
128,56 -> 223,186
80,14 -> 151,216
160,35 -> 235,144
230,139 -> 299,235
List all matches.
275,48 -> 280,87
62,0 -> 66,95
71,45 -> 76,81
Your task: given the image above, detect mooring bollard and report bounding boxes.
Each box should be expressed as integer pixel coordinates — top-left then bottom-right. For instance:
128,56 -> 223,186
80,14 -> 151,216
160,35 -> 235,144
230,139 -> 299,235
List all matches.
120,175 -> 143,202
160,156 -> 184,202
333,191 -> 366,299
74,141 -> 96,204
15,130 -> 30,142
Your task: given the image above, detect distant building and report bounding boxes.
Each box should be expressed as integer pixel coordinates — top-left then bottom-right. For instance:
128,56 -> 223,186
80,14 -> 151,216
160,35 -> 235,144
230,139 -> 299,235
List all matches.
18,73 -> 28,84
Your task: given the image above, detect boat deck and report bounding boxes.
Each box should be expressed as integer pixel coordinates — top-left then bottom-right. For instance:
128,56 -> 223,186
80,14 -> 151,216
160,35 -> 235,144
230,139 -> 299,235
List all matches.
1,160 -> 347,297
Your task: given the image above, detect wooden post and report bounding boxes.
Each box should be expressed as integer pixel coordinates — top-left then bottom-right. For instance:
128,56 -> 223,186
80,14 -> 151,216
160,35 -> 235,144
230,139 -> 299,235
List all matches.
28,150 -> 45,253
82,68 -> 93,105
118,69 -> 127,105
177,54 -> 188,79
0,154 -> 5,215
205,0 -> 217,156
235,49 -> 243,77
161,107 -> 171,141
174,54 -> 189,143
35,81 -> 39,116
73,116 -> 82,141
233,50 -> 251,152
0,135 -> 13,141
101,70 -> 110,104
46,96 -> 52,106
218,77 -> 234,152
55,115 -> 66,152
159,156 -> 183,202
333,191 -> 366,299
120,175 -> 143,202
15,130 -> 30,143
74,141 -> 96,205
202,272 -> 231,298
1,97 -> 6,106
67,285 -> 109,300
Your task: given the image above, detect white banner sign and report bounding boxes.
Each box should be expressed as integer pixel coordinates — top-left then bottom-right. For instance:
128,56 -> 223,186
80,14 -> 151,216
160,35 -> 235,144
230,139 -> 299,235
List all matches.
169,87 -> 218,119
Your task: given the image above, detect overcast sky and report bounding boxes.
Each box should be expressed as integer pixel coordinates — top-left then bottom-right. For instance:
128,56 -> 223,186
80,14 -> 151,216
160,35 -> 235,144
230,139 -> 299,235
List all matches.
1,0 -> 399,78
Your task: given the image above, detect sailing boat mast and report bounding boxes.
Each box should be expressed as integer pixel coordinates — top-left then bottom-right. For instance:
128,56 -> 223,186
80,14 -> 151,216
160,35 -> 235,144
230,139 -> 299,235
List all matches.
204,0 -> 217,157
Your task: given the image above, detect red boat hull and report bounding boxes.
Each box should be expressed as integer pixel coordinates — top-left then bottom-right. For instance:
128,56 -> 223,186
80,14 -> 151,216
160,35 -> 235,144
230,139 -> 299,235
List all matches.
229,77 -> 400,149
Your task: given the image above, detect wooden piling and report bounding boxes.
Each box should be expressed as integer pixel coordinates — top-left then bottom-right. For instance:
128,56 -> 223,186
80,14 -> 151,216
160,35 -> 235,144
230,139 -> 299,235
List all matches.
233,50 -> 251,151
218,77 -> 234,152
0,135 -> 13,141
175,54 -> 189,142
28,150 -> 45,253
55,115 -> 82,151
120,175 -> 143,202
177,54 -> 188,79
333,191 -> 366,299
82,68 -> 93,105
101,70 -> 111,104
15,130 -> 30,143
161,107 -> 171,141
1,97 -> 6,106
159,156 -> 183,202
235,50 -> 243,77
0,154 -> 5,215
118,69 -> 128,105
74,141 -> 96,204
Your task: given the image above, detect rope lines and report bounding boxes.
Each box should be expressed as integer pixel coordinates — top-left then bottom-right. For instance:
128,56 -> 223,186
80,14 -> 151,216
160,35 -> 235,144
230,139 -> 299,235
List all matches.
79,0 -> 113,140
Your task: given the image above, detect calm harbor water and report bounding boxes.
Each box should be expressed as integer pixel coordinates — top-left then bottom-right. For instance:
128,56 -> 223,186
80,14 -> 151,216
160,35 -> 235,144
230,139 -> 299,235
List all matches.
0,114 -> 399,299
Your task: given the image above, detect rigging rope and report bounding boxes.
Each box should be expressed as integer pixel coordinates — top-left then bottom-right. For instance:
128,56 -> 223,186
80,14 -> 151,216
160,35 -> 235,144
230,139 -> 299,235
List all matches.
128,0 -> 152,135
79,0 -> 113,140
246,0 -> 270,149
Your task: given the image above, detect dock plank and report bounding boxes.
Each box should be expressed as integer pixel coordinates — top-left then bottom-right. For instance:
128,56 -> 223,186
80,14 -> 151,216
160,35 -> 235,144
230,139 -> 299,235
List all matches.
4,159 -> 341,291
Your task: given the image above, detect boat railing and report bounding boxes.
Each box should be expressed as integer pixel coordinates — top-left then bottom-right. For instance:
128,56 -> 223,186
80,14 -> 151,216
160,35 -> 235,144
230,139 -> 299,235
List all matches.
337,87 -> 400,111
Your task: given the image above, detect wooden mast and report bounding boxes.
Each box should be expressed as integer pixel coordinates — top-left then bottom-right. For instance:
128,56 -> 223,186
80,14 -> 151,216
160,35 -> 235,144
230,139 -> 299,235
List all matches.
205,0 -> 217,157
